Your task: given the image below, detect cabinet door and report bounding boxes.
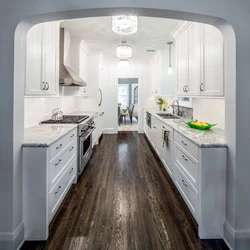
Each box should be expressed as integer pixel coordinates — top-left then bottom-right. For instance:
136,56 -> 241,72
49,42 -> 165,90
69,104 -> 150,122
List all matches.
25,24 -> 44,95
151,123 -> 162,156
188,23 -> 201,96
176,30 -> 189,96
151,52 -> 161,96
202,24 -> 224,96
161,136 -> 174,178
43,22 -> 59,96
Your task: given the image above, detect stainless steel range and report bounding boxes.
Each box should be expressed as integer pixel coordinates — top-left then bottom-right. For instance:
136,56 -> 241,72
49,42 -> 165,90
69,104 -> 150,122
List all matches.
41,114 -> 95,177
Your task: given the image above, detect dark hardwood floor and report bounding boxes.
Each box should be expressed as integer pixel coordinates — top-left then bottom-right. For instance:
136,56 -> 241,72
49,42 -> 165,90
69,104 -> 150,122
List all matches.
21,132 -> 228,250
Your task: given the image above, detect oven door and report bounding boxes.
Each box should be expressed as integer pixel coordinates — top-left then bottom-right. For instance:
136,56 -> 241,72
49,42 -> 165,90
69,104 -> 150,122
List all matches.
78,127 -> 95,177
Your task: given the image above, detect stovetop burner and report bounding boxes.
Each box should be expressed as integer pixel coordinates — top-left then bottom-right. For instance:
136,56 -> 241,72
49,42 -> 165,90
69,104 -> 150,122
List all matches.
41,115 -> 89,124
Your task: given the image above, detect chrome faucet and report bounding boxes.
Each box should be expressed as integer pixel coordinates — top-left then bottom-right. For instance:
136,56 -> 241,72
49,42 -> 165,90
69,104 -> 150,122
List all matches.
168,100 -> 180,116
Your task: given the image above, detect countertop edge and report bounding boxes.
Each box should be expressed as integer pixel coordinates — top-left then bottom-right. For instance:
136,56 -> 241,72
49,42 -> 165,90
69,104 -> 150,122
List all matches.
146,109 -> 228,148
22,125 -> 77,148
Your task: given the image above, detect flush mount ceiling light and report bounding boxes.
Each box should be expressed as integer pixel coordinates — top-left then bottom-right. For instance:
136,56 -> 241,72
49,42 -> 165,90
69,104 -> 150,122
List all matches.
112,16 -> 138,35
116,41 -> 132,59
117,59 -> 130,68
167,41 -> 174,75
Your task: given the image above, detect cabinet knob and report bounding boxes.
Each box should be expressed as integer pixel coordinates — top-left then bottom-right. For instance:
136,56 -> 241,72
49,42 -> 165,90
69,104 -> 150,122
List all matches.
70,134 -> 75,138
181,140 -> 187,146
45,82 -> 49,90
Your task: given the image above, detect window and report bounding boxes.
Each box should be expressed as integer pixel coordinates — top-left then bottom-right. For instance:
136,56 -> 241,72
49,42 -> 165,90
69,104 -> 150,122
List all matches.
118,84 -> 129,107
133,86 -> 138,104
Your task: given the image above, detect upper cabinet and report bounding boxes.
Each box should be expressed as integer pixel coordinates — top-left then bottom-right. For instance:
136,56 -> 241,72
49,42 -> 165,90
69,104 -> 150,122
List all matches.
150,50 -> 176,97
174,22 -> 224,97
25,22 -> 59,96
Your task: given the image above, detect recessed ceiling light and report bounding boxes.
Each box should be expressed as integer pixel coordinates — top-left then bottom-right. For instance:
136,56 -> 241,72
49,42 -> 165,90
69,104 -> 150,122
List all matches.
112,16 -> 138,35
146,49 -> 156,52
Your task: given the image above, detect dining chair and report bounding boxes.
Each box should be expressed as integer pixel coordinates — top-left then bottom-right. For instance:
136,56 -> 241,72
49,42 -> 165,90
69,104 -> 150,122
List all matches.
128,104 -> 135,124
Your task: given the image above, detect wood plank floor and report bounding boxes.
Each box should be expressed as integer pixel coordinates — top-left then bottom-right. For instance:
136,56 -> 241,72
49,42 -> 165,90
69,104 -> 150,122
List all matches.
21,132 -> 228,250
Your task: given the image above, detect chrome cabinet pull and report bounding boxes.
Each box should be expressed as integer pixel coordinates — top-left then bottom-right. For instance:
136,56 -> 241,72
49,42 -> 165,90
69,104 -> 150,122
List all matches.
69,167 -> 74,174
70,134 -> 75,138
55,159 -> 61,166
185,85 -> 189,92
183,86 -> 185,92
200,83 -> 204,92
55,185 -> 61,194
182,179 -> 188,187
45,82 -> 49,90
153,126 -> 156,129
182,140 -> 187,146
69,146 -> 74,152
56,144 -> 63,150
42,81 -> 46,90
182,155 -> 188,161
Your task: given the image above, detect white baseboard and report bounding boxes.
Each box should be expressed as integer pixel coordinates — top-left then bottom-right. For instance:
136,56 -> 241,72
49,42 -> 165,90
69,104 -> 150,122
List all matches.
103,128 -> 117,134
0,222 -> 24,250
223,220 -> 250,250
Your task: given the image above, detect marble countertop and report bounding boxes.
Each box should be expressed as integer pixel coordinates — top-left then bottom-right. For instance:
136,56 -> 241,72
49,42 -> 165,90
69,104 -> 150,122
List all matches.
145,109 -> 227,148
23,124 -> 77,147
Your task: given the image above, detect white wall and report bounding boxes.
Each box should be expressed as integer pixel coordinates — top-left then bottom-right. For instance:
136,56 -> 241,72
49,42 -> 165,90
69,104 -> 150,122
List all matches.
99,55 -> 152,133
193,98 -> 225,129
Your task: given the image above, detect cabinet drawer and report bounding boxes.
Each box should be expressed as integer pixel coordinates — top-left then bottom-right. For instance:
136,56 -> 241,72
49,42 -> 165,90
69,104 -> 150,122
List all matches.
48,158 -> 77,223
49,128 -> 77,161
175,143 -> 199,190
174,163 -> 199,221
49,139 -> 77,191
174,131 -> 199,160
153,116 -> 174,138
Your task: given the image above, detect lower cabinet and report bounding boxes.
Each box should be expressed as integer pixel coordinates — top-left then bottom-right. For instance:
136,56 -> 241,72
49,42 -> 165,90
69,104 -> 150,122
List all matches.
22,128 -> 78,240
146,113 -> 227,239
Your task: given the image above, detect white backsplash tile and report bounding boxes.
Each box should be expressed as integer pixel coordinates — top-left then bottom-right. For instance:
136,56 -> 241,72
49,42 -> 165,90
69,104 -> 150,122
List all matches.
24,95 -> 98,128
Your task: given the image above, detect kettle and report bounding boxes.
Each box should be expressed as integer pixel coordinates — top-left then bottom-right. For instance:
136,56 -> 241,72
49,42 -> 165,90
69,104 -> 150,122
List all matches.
51,108 -> 63,121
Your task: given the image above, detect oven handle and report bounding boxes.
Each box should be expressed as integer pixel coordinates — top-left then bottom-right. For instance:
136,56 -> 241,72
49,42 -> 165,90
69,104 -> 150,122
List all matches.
81,127 -> 96,141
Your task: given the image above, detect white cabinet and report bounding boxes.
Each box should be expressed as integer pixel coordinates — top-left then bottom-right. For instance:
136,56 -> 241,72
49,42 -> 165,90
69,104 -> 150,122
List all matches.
175,22 -> 224,97
150,50 -> 175,96
22,128 -> 77,240
161,129 -> 174,178
201,24 -> 224,96
145,111 -> 227,239
151,122 -> 162,156
25,22 -> 59,96
92,112 -> 98,146
97,112 -> 104,140
188,23 -> 202,96
176,29 -> 189,95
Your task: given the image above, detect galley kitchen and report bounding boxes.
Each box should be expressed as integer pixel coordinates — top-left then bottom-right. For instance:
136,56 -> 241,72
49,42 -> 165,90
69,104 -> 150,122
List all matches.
21,15 -> 229,250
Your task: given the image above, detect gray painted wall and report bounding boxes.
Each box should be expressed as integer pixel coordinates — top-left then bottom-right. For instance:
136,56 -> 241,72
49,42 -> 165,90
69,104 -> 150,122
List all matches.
0,1 -> 247,249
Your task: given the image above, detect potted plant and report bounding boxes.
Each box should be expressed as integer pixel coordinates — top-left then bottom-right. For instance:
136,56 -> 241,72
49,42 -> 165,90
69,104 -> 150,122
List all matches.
157,98 -> 167,112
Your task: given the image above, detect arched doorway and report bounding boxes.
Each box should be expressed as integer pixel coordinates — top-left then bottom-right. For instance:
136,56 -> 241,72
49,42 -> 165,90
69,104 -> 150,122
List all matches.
1,4 -> 240,250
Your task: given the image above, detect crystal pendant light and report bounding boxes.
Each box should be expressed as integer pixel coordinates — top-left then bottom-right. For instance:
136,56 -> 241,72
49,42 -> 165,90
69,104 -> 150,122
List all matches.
112,16 -> 138,35
117,59 -> 130,68
167,42 -> 173,75
116,41 -> 132,59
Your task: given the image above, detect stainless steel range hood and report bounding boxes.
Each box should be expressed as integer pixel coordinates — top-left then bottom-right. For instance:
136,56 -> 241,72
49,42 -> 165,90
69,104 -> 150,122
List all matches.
59,28 -> 87,87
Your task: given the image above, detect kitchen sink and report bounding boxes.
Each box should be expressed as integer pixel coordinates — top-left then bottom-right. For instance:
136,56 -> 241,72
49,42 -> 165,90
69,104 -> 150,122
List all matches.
156,113 -> 180,119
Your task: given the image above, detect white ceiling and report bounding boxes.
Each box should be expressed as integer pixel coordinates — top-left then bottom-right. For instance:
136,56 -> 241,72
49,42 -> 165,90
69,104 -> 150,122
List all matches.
61,16 -> 180,61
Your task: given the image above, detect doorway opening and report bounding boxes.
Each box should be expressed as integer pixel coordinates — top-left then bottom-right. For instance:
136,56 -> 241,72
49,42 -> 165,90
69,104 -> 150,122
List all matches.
117,77 -> 138,132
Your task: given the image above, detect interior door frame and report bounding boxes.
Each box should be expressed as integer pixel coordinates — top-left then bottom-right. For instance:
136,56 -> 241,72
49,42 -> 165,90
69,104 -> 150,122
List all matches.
115,75 -> 143,133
